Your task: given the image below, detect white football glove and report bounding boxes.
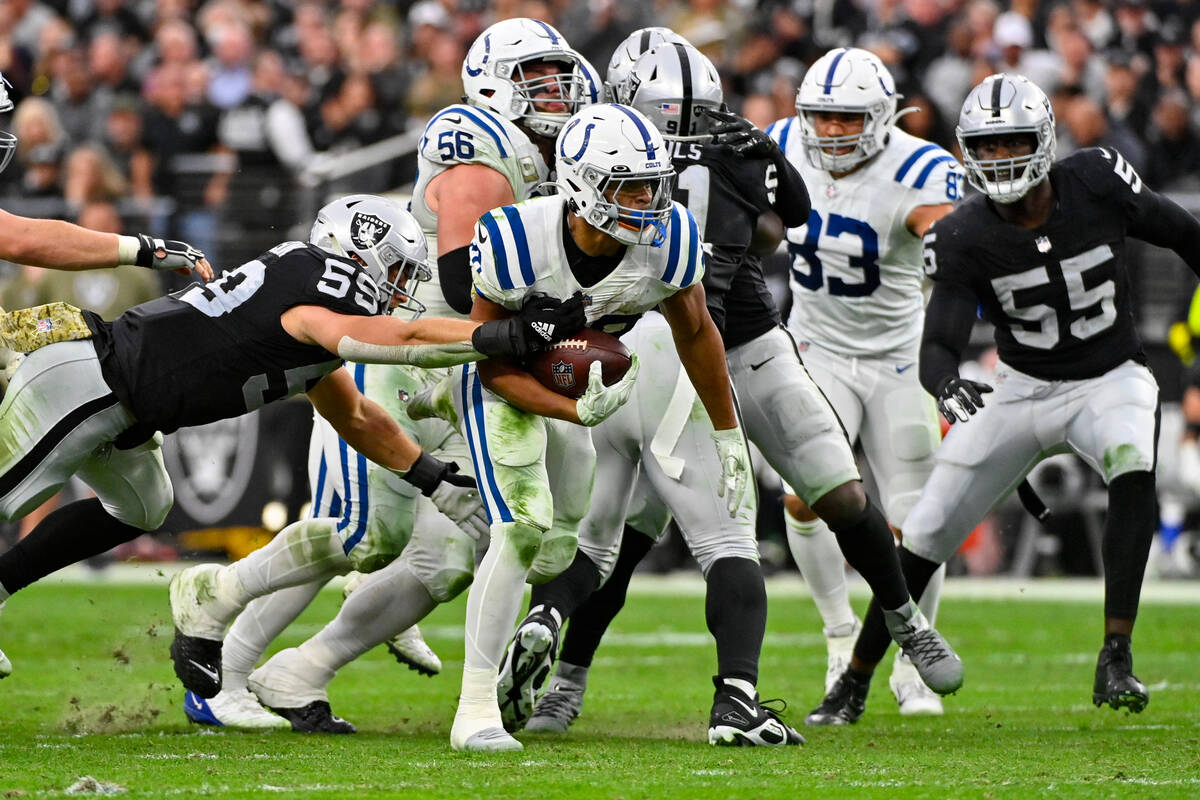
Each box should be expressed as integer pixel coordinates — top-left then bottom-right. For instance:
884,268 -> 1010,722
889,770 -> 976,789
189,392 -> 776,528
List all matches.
430,480 -> 490,541
711,427 -> 751,516
575,354 -> 640,427
118,234 -> 213,280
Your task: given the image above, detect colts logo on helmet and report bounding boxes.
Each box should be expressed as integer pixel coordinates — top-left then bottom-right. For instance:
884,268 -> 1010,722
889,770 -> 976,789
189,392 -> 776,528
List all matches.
551,360 -> 576,390
350,212 -> 391,250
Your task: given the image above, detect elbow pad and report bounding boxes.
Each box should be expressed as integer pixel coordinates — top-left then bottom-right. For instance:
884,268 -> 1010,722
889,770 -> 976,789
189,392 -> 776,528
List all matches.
438,245 -> 474,315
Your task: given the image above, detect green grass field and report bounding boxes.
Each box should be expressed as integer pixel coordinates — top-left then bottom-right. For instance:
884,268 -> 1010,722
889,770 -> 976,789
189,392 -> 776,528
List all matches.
1,569 -> 1198,799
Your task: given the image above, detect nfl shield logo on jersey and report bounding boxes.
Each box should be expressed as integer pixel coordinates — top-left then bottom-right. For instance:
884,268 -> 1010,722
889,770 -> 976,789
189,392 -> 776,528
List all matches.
350,212 -> 392,250
35,318 -> 53,333
552,360 -> 576,390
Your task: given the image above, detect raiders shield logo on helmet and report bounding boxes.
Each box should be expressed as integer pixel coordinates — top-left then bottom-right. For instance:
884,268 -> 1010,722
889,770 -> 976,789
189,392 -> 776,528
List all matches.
552,360 -> 576,390
350,212 -> 392,250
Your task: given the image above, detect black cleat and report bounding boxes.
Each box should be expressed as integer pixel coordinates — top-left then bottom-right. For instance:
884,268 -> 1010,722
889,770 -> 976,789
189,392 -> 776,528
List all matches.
170,629 -> 223,699
268,701 -> 357,734
1093,639 -> 1149,713
806,670 -> 870,725
708,678 -> 804,747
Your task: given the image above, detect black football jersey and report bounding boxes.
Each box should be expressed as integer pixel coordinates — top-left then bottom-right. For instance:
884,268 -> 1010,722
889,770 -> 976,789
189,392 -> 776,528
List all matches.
667,139 -> 780,348
923,147 -> 1157,381
86,241 -> 381,434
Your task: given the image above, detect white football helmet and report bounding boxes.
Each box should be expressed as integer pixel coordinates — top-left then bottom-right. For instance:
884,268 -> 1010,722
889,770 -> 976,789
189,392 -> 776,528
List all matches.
556,104 -> 675,247
462,18 -> 590,139
309,195 -> 431,317
605,27 -> 689,104
956,73 -> 1056,203
0,74 -> 17,173
626,42 -> 724,140
795,47 -> 898,172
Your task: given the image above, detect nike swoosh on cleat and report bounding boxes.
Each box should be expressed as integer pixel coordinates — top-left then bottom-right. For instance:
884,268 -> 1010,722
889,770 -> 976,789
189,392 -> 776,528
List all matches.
190,694 -> 204,710
750,357 -> 774,371
896,363 -> 915,373
729,695 -> 760,719
189,660 -> 220,683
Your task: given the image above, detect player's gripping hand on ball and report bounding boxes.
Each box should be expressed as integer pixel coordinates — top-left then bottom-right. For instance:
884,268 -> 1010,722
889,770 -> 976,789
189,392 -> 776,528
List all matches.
472,292 -> 587,360
936,377 -> 993,424
576,354 -> 641,427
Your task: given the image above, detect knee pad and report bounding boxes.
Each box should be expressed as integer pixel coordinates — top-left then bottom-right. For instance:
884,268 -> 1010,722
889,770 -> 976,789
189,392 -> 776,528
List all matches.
345,467 -> 417,573
528,525 -> 579,584
400,516 -> 477,603
495,520 -> 543,570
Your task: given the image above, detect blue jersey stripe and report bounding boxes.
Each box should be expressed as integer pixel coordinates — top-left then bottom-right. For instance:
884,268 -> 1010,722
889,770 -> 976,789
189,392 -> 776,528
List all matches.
680,210 -> 700,287
460,367 -> 512,524
779,117 -> 796,154
339,363 -> 370,553
823,49 -> 847,94
662,205 -> 682,284
612,104 -> 657,160
500,205 -> 535,286
427,105 -> 510,158
479,212 -> 513,290
894,144 -> 941,183
913,155 -> 958,189
311,449 -> 329,518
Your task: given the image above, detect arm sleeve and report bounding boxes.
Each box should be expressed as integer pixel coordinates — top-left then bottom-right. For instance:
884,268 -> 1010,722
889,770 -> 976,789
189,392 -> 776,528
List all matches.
919,280 -> 978,397
438,245 -> 473,314
1127,188 -> 1200,277
768,153 -> 811,227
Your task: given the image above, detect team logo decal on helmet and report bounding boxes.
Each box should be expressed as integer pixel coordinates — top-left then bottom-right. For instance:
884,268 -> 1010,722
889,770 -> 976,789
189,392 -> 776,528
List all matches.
350,213 -> 391,251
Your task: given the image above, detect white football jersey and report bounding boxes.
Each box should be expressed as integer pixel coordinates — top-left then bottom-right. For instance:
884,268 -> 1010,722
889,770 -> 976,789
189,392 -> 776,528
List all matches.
766,119 -> 964,358
470,196 -> 704,333
411,103 -> 550,318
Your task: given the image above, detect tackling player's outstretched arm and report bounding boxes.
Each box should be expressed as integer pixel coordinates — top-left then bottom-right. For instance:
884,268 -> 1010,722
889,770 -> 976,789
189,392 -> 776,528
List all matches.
0,208 -> 214,279
659,282 -> 737,430
427,164 -> 518,314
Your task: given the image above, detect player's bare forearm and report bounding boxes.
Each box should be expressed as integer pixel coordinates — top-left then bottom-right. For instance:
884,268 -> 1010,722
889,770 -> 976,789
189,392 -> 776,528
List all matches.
479,358 -> 580,422
0,211 -> 121,270
308,368 -> 422,471
662,285 -> 737,430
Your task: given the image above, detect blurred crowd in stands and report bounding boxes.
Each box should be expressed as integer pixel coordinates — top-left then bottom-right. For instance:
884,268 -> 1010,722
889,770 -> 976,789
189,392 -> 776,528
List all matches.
2,0 -> 1200,274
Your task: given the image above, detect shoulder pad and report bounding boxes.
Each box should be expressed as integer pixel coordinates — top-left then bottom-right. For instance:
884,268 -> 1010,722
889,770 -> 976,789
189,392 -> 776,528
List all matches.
1069,146 -> 1144,196
475,203 -> 539,292
892,142 -> 958,190
765,116 -> 799,153
660,201 -> 704,289
420,104 -> 517,164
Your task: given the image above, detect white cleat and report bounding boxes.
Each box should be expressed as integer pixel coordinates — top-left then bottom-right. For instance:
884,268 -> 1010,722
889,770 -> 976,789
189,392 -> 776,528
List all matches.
0,646 -> 11,679
451,696 -> 522,752
454,726 -> 523,752
385,625 -> 442,677
889,656 -> 944,717
824,620 -> 861,694
184,688 -> 290,729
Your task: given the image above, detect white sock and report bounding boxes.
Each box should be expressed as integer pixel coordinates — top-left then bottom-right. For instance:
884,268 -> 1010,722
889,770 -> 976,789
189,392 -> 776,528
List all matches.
297,563 -> 438,686
785,511 -> 858,636
233,518 -> 350,599
462,522 -> 533,674
223,581 -> 325,691
722,677 -> 757,699
916,562 -> 945,625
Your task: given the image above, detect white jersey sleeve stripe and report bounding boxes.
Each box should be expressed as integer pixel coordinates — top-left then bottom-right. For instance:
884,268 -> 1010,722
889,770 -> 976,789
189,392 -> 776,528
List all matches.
680,207 -> 701,287
913,155 -> 958,189
478,212 -> 516,291
661,205 -> 684,284
894,144 -> 951,185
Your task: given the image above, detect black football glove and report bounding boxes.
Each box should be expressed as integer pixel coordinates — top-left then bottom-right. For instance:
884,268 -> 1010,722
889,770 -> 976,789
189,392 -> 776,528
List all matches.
471,292 -> 587,360
134,234 -> 207,271
936,377 -> 993,424
400,451 -> 476,497
704,108 -> 781,160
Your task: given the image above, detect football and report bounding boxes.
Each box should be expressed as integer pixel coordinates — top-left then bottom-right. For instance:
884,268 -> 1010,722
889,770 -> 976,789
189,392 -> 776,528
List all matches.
526,328 -> 633,399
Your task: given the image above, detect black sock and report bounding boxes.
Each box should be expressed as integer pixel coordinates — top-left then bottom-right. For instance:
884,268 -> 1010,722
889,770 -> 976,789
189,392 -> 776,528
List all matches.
1104,632 -> 1131,650
559,526 -> 653,667
530,549 -> 601,622
852,547 -> 943,670
829,501 -> 909,610
1102,471 -> 1156,622
0,498 -> 145,595
705,557 -> 766,685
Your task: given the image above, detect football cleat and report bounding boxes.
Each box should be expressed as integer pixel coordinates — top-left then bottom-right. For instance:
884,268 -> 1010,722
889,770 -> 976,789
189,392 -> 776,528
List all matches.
0,646 -> 10,679
385,625 -> 442,677
452,725 -> 523,752
169,564 -> 232,698
806,670 -> 870,725
708,678 -> 804,747
497,605 -> 561,732
1093,638 -> 1149,713
183,689 -> 290,729
267,701 -> 356,734
524,675 -> 585,733
824,620 -> 861,694
889,657 -> 944,717
884,601 -> 963,695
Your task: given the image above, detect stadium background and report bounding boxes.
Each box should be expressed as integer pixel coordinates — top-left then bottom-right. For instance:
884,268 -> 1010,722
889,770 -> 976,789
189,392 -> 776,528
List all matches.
1,0 -> 1198,580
